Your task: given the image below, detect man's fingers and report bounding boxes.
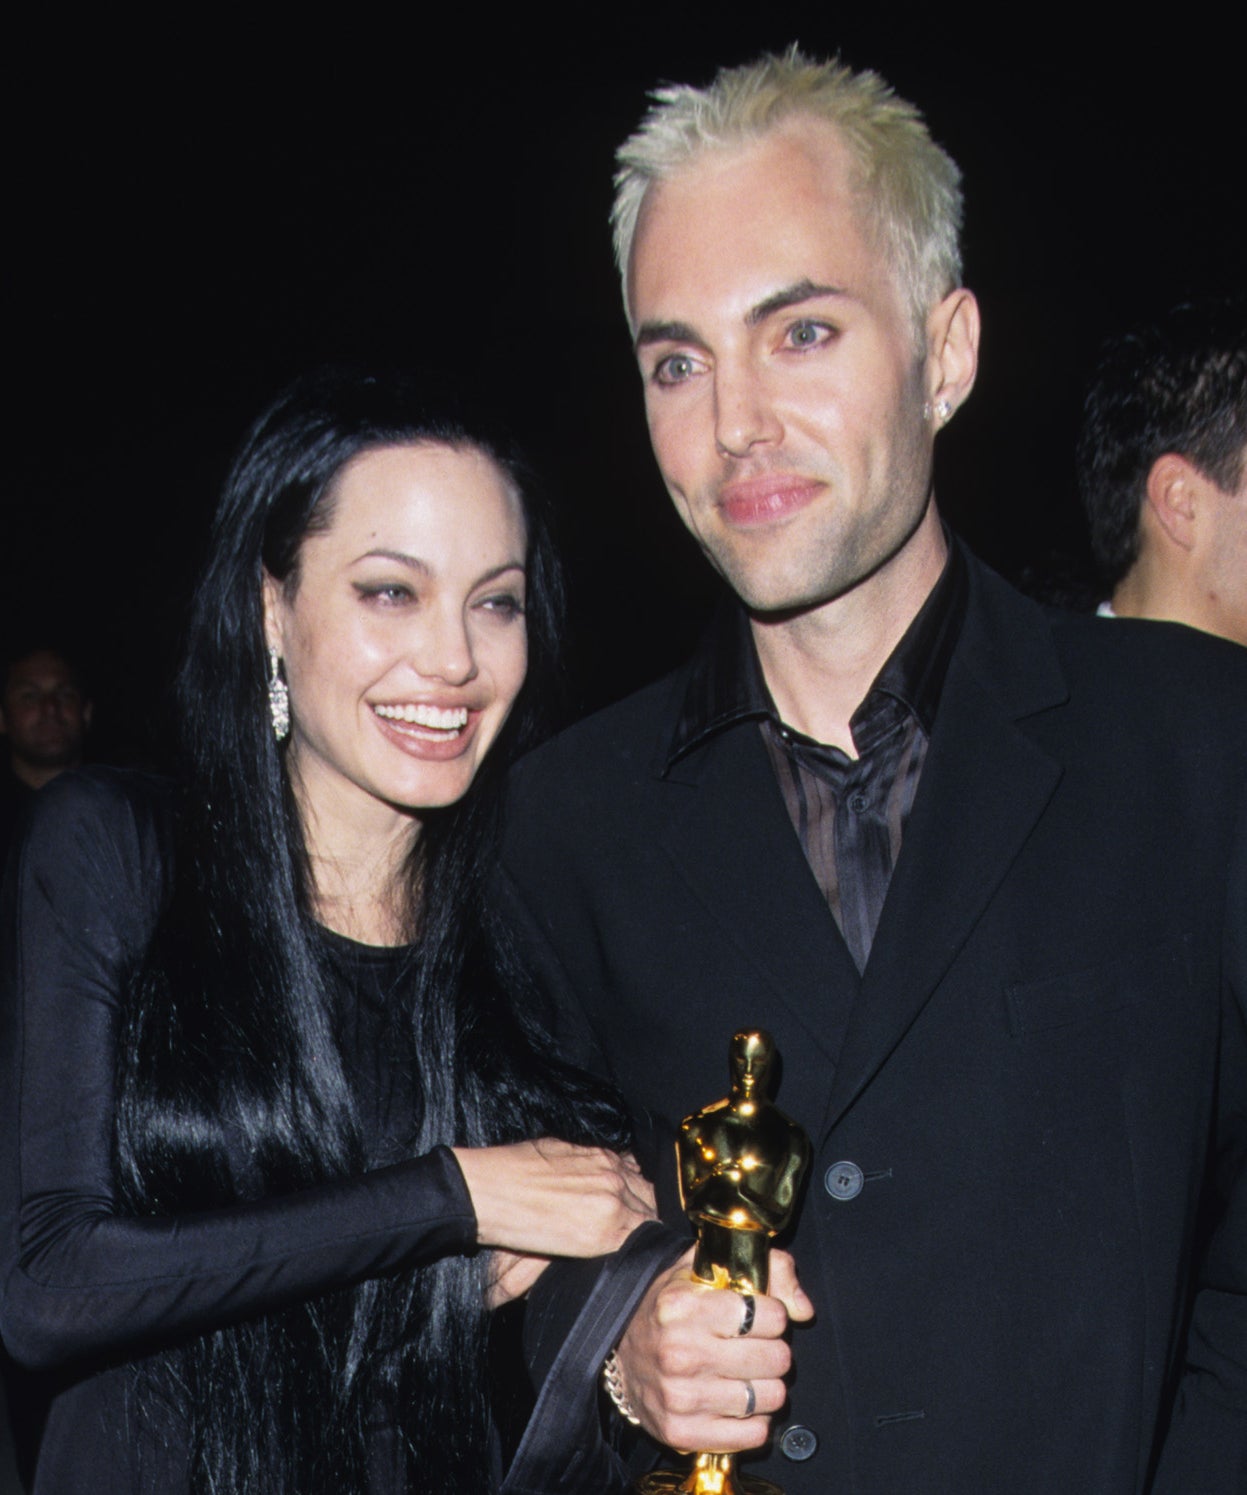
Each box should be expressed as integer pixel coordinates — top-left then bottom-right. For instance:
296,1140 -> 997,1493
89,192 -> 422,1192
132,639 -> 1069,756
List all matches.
656,1276 -> 792,1344
766,1250 -> 815,1323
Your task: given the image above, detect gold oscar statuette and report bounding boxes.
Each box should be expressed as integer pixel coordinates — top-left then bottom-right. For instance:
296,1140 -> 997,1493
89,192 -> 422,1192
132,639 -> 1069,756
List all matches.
635,1029 -> 811,1495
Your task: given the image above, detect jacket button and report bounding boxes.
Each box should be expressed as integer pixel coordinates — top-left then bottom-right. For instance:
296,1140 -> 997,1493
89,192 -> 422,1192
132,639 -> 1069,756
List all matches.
825,1161 -> 863,1200
779,1424 -> 818,1461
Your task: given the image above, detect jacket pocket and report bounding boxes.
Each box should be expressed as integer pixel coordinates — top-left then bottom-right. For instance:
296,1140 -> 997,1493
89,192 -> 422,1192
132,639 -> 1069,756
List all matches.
1006,934 -> 1190,1037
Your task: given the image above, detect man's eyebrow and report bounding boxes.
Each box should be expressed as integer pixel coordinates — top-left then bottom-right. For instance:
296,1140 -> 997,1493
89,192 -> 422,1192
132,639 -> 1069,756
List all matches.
634,282 -> 847,350
746,279 -> 844,327
634,319 -> 702,352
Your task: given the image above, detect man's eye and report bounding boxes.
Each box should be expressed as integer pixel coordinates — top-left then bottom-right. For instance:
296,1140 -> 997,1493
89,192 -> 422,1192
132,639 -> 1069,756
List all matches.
653,352 -> 700,386
784,320 -> 833,350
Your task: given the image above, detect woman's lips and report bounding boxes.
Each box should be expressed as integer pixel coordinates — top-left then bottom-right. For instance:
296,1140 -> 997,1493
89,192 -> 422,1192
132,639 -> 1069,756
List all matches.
717,475 -> 823,528
373,703 -> 468,730
371,702 -> 479,759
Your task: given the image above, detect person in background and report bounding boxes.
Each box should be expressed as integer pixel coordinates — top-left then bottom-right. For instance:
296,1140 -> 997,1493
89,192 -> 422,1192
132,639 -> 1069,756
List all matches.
1078,295 -> 1246,644
0,646 -> 91,866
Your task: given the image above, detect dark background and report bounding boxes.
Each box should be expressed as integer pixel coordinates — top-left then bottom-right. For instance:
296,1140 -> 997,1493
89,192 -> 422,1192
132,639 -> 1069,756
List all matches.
7,11 -> 1243,766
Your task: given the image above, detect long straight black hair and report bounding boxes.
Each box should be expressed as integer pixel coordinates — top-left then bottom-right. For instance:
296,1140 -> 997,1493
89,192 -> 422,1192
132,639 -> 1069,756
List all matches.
113,368 -> 629,1492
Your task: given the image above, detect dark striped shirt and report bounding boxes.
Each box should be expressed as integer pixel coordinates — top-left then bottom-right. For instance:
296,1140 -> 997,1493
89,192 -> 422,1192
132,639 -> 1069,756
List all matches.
666,543 -> 967,972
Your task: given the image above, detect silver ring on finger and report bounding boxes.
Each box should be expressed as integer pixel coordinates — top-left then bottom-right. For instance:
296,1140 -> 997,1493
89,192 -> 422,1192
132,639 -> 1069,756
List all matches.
736,1291 -> 756,1337
742,1380 -> 757,1419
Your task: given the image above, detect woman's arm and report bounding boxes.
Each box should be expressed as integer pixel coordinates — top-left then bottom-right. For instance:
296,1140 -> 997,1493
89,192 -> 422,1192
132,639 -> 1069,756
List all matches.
0,770 -> 476,1371
452,1140 -> 654,1259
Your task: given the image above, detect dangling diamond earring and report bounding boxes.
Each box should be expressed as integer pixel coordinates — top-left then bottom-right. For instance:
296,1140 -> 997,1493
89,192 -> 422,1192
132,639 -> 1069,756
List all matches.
268,647 -> 290,742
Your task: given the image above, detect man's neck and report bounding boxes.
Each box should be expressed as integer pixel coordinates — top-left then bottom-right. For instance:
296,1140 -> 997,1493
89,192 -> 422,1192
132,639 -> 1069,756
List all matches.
9,757 -> 71,791
1112,556 -> 1200,632
750,510 -> 948,754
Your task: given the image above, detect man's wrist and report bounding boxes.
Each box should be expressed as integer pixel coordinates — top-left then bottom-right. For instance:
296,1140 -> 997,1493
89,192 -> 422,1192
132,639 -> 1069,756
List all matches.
602,1348 -> 641,1426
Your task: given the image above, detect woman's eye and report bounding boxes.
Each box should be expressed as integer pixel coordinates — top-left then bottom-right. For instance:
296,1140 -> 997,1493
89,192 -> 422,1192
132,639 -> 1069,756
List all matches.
479,593 -> 525,618
355,582 -> 415,606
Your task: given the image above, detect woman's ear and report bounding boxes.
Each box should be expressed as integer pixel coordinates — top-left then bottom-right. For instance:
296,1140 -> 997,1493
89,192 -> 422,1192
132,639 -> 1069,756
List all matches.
261,570 -> 286,656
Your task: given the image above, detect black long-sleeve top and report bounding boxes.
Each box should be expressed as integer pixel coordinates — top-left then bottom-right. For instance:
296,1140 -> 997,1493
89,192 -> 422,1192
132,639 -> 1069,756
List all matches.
0,769 -> 477,1491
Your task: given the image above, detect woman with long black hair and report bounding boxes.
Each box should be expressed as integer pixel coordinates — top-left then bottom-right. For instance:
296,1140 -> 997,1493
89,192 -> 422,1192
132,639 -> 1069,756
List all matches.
0,369 -> 657,1492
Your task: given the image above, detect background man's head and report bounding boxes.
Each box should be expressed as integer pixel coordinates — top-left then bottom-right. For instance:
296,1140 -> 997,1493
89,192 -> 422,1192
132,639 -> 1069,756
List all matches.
1,647 -> 91,789
1078,297 -> 1247,644
612,48 -> 964,342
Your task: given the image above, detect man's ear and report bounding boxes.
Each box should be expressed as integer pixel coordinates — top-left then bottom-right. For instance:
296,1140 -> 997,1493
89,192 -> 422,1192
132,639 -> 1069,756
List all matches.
926,288 -> 980,418
261,570 -> 286,656
1144,453 -> 1199,552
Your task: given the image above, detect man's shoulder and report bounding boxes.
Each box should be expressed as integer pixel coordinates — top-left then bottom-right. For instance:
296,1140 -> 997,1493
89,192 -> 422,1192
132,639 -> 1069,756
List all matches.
965,552 -> 1247,729
15,765 -> 177,882
511,668 -> 689,794
1048,609 -> 1247,725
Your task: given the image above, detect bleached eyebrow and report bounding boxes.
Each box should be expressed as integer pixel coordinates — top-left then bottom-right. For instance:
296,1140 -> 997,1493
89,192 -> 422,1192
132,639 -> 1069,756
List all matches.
746,279 -> 844,327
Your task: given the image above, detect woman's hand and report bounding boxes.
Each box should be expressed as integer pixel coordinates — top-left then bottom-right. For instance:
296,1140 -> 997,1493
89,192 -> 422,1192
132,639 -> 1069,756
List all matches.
487,1249 -> 550,1307
451,1139 -> 656,1258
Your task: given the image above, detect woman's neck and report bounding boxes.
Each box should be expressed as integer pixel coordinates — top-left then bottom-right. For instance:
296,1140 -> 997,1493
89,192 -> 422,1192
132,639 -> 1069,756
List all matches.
288,758 -> 421,947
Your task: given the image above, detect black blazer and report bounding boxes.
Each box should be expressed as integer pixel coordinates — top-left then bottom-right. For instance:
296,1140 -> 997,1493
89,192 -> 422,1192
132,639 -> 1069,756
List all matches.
498,553 -> 1247,1495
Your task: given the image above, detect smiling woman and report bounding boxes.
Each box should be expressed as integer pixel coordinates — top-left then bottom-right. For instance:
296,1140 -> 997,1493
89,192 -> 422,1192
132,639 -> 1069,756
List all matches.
0,369 -> 658,1494
263,443 -> 532,944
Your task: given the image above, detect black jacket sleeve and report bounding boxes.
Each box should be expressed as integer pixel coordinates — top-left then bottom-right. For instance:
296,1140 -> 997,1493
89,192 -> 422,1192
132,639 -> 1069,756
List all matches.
0,769 -> 476,1371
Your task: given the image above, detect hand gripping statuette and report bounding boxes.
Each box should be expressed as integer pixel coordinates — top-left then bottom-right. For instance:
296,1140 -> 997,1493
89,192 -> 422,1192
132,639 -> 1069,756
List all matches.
636,1030 -> 810,1495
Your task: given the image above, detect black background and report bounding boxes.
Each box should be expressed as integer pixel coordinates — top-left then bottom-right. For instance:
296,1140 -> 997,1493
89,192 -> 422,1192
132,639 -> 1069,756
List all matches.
7,11 -> 1243,764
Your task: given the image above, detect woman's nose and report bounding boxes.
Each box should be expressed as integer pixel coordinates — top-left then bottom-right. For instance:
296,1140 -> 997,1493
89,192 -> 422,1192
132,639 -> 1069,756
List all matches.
412,605 -> 477,685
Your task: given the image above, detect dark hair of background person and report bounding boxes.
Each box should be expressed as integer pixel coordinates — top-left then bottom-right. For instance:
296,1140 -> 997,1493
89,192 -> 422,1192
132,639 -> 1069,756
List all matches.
1077,295 -> 1247,591
114,367 -> 631,1493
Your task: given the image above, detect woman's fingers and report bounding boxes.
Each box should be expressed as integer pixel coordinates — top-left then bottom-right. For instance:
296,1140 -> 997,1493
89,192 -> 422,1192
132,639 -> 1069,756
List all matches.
451,1139 -> 658,1257
487,1249 -> 550,1307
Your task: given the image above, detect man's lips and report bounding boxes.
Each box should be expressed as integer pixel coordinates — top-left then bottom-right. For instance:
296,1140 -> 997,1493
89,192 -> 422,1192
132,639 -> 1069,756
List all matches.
716,475 -> 824,527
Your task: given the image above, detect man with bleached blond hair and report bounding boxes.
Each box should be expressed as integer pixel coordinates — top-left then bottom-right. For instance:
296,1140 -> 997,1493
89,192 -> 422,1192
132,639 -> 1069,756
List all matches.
501,50 -> 1246,1494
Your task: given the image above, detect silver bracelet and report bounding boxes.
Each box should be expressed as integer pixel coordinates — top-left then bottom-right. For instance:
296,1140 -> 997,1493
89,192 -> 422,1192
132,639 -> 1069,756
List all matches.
601,1349 -> 641,1426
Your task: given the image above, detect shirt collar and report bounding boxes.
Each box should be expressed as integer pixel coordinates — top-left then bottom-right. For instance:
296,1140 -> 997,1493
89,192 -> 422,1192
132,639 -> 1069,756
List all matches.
665,534 -> 968,770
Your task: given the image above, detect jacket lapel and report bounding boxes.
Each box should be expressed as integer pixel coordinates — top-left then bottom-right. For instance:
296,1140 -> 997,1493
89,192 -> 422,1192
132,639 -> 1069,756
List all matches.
658,721 -> 861,1069
822,561 -> 1068,1133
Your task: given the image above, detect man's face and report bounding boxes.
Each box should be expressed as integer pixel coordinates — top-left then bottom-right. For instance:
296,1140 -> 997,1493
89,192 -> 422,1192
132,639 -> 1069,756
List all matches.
0,650 -> 90,772
630,121 -> 948,616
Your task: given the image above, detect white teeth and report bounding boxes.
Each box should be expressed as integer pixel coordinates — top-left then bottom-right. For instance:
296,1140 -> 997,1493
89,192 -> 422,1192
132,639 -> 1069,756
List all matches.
374,703 -> 469,729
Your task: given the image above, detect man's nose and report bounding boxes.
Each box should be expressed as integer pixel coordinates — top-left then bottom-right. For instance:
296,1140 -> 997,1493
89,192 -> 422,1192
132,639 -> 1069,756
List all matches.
713,360 -> 781,457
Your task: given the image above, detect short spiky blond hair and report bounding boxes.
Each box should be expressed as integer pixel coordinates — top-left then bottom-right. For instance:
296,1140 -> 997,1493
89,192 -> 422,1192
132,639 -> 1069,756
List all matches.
612,48 -> 964,335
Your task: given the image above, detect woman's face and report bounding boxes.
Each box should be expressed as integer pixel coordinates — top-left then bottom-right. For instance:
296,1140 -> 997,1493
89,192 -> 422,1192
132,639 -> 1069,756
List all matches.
264,442 -> 529,835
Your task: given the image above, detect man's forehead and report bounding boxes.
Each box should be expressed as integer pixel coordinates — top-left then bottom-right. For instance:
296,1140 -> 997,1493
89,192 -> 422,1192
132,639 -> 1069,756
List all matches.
6,653 -> 78,691
629,120 -> 887,330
